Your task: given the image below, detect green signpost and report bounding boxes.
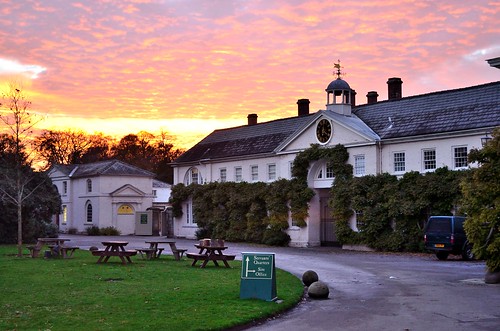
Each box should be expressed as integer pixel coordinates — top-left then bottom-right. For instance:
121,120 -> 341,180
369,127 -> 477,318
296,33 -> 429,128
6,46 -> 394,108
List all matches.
240,252 -> 277,301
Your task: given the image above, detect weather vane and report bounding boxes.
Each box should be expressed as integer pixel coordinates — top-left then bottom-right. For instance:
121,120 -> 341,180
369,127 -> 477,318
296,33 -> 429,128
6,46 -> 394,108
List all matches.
333,59 -> 345,79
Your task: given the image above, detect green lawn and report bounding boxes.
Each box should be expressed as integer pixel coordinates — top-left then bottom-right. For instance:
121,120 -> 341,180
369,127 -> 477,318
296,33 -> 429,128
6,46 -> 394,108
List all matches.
0,246 -> 304,331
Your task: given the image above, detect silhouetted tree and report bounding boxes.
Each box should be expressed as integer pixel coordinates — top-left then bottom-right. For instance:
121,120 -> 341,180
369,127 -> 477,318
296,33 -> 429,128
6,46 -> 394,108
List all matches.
0,84 -> 50,255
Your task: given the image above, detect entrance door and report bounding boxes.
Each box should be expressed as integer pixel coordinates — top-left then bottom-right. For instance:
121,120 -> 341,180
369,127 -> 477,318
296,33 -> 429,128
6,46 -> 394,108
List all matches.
320,197 -> 338,246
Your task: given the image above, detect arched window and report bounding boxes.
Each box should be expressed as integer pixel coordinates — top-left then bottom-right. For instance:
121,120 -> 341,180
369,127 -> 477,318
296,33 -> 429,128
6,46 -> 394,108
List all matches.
86,179 -> 92,192
184,167 -> 203,185
85,201 -> 93,223
316,162 -> 335,179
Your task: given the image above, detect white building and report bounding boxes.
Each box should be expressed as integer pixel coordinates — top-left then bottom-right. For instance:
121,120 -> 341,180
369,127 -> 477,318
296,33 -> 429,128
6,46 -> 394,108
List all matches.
172,74 -> 499,247
49,160 -> 171,235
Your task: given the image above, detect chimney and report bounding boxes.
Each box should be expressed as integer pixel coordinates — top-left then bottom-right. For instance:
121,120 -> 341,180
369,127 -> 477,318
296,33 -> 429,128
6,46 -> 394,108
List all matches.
297,99 -> 310,116
351,89 -> 356,106
247,113 -> 258,125
387,77 -> 403,100
367,91 -> 379,104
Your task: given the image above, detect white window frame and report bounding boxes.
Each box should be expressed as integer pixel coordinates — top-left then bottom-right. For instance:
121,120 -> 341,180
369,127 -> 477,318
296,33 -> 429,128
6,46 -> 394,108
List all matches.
393,152 -> 406,173
267,163 -> 276,181
63,181 -> 67,194
186,200 -> 196,224
219,168 -> 227,182
85,200 -> 93,223
234,166 -> 242,182
354,155 -> 365,176
62,205 -> 67,224
422,149 -> 436,171
453,146 -> 468,169
184,167 -> 203,185
250,165 -> 258,182
86,179 -> 92,193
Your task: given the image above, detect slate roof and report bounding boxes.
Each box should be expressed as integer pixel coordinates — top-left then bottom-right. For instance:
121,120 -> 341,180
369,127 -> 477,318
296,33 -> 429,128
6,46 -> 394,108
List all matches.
52,160 -> 155,178
174,114 -> 315,164
174,81 -> 499,164
353,81 -> 500,139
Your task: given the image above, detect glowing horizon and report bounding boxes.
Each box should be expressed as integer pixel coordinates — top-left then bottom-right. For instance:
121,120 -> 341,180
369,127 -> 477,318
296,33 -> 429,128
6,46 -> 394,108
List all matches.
1,0 -> 498,150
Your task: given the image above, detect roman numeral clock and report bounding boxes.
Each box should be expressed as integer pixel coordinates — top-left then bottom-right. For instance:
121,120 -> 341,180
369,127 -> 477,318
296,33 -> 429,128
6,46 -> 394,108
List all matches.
316,119 -> 332,143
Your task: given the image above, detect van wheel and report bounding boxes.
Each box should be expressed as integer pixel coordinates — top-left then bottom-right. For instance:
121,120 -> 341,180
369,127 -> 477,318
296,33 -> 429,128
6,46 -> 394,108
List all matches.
462,241 -> 474,261
436,252 -> 449,260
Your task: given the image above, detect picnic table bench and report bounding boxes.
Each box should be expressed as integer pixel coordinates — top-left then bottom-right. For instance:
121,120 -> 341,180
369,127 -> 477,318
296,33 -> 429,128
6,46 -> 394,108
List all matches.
92,241 -> 136,265
187,244 -> 235,268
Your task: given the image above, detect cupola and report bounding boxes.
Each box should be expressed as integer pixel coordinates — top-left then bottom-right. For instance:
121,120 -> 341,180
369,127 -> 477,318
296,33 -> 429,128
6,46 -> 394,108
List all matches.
325,60 -> 352,116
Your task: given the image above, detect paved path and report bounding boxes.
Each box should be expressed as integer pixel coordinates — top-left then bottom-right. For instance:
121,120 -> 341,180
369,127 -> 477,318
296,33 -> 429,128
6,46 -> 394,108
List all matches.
65,235 -> 500,331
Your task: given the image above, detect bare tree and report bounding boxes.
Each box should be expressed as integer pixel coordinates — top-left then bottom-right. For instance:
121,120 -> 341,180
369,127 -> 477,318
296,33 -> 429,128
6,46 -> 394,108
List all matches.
0,83 -> 45,256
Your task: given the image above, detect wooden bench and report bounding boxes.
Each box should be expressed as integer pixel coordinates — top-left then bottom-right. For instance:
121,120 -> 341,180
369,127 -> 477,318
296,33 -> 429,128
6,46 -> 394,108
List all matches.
137,248 -> 156,260
91,250 -> 137,257
186,252 -> 208,265
186,253 -> 236,268
61,246 -> 79,258
168,243 -> 187,261
91,250 -> 137,264
26,245 -> 41,258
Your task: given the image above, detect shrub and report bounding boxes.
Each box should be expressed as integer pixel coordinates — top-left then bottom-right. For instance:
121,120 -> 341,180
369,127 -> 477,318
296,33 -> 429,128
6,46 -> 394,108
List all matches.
262,227 -> 291,246
44,223 -> 59,238
99,226 -> 121,236
86,225 -> 100,236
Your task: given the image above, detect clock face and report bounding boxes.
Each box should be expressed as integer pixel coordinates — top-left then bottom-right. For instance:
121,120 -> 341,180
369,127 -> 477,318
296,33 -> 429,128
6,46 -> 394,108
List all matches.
316,119 -> 332,143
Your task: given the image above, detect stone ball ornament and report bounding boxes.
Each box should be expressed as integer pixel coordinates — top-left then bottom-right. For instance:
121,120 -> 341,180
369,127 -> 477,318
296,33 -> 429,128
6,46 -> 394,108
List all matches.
307,281 -> 330,299
302,270 -> 319,286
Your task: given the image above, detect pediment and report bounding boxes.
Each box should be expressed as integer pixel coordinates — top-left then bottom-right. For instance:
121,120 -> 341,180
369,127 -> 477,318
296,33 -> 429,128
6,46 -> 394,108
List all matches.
110,184 -> 146,197
277,110 -> 380,152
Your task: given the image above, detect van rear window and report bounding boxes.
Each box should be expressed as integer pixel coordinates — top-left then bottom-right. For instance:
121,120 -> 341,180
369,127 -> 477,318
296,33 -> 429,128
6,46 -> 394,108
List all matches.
427,218 -> 452,232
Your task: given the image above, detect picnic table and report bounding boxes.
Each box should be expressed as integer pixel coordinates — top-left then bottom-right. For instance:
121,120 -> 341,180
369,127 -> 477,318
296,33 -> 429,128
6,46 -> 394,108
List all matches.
139,240 -> 187,261
27,238 -> 78,258
91,241 -> 137,265
187,241 -> 235,268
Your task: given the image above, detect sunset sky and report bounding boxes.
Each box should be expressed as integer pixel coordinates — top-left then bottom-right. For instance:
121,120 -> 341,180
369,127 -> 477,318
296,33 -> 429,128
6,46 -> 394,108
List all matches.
1,0 -> 499,149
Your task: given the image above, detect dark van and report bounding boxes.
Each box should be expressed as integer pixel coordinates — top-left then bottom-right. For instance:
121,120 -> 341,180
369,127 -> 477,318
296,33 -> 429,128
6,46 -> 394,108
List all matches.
424,216 -> 474,260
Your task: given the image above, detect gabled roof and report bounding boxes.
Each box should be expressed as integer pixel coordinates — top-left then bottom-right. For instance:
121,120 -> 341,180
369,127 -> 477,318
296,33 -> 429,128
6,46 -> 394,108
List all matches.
353,81 -> 500,139
51,160 -> 155,178
173,81 -> 499,165
174,114 -> 315,164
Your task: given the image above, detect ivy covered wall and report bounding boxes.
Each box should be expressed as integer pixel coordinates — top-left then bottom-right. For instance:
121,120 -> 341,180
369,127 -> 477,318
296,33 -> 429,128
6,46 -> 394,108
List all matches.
171,143 -> 467,250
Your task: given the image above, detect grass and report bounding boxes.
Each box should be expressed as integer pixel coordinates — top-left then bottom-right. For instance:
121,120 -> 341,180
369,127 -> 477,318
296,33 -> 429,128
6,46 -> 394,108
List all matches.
0,246 -> 304,331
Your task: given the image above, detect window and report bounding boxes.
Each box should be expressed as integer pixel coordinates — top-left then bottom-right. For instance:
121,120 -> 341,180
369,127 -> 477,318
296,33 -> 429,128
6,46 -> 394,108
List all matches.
316,162 -> 335,179
251,165 -> 258,181
394,152 -> 406,172
453,146 -> 468,169
325,162 -> 335,178
186,201 -> 196,224
235,166 -> 242,182
118,204 -> 134,214
267,164 -> 276,181
85,201 -> 93,223
152,190 -> 157,197
423,149 -> 436,171
63,181 -> 67,194
184,167 -> 203,185
354,155 -> 365,176
86,179 -> 92,192
355,210 -> 364,231
62,205 -> 67,224
219,168 -> 227,182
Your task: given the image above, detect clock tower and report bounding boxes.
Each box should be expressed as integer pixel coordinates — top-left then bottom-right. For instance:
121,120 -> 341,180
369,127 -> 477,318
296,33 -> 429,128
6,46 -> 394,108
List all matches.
325,60 -> 352,116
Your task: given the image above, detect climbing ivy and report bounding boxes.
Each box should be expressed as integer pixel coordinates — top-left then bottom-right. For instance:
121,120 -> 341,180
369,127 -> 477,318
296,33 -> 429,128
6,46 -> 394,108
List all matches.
169,179 -> 314,246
